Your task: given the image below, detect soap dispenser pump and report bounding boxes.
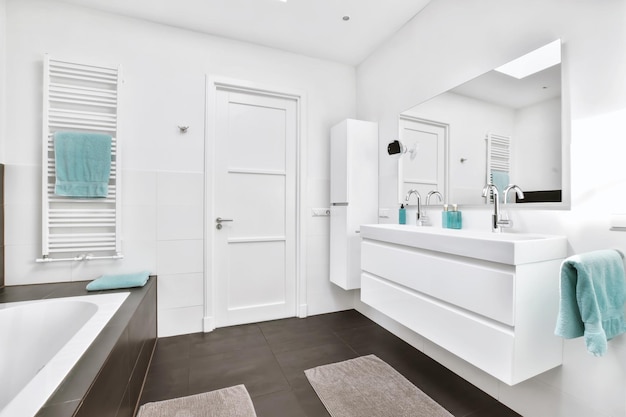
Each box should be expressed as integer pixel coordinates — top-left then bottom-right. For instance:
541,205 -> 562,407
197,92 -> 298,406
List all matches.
449,204 -> 462,229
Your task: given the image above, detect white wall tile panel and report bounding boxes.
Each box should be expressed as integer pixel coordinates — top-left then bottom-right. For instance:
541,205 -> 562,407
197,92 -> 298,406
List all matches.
157,204 -> 203,240
158,306 -> 204,337
122,170 -> 157,205
157,239 -> 203,275
123,204 -> 157,241
157,172 -> 204,206
157,273 -> 204,310
5,244 -> 72,285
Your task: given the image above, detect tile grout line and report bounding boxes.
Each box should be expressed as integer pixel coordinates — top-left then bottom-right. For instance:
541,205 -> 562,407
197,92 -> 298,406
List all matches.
256,322 -> 300,393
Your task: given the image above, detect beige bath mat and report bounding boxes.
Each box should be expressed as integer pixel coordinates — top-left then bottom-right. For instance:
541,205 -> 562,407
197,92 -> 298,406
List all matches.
305,354 -> 453,417
136,384 -> 257,417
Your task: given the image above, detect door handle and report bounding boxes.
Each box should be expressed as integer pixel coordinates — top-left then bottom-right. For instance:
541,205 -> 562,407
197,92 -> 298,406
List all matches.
216,217 -> 233,230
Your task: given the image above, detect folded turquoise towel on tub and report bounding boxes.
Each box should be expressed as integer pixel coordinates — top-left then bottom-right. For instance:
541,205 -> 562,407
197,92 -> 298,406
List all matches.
54,131 -> 112,198
86,271 -> 150,291
554,249 -> 626,356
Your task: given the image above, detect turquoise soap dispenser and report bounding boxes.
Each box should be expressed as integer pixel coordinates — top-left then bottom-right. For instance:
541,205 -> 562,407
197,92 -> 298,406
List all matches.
399,204 -> 406,224
449,204 -> 462,229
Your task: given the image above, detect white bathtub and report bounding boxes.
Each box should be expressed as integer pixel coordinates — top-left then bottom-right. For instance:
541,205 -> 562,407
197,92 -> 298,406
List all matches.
0,292 -> 129,417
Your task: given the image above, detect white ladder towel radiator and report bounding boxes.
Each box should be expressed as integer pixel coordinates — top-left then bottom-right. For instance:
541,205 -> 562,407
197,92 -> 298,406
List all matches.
486,132 -> 511,176
37,55 -> 123,263
485,132 -> 511,203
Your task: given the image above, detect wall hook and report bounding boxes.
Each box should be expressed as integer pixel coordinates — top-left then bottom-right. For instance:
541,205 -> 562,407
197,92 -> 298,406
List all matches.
460,158 -> 468,163
178,125 -> 189,133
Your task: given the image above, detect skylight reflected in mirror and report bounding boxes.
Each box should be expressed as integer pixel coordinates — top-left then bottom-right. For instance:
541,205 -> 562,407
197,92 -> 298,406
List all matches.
495,40 -> 561,79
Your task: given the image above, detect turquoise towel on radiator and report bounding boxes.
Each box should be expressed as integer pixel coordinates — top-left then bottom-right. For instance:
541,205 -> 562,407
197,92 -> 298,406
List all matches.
86,271 -> 150,291
54,131 -> 112,198
554,249 -> 626,356
490,170 -> 509,203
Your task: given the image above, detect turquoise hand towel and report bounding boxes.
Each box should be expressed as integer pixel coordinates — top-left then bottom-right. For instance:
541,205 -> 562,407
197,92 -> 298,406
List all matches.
554,249 -> 626,356
490,170 -> 509,203
54,131 -> 112,198
86,271 -> 150,291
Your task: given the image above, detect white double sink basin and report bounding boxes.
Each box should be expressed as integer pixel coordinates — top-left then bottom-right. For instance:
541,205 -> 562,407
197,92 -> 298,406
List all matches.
359,224 -> 567,265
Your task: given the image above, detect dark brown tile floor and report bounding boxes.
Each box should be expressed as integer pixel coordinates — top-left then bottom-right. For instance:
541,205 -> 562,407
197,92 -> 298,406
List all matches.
138,310 -> 521,417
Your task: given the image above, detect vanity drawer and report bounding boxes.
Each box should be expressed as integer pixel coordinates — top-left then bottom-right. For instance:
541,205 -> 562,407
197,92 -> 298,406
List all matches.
361,272 -> 515,383
361,240 -> 515,325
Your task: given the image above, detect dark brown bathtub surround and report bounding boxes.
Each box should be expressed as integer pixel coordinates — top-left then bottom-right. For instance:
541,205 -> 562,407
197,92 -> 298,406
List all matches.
0,163 -> 4,289
0,276 -> 157,417
72,279 -> 157,417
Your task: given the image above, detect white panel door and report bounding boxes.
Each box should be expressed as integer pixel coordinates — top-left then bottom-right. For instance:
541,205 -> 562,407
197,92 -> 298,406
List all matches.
214,88 -> 297,327
399,117 -> 447,200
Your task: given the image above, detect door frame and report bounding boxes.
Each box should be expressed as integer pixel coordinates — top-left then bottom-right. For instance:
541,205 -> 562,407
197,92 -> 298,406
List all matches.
203,75 -> 307,332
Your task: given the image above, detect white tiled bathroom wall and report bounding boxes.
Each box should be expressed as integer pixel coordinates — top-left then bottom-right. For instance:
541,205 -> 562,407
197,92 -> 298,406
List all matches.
3,0 -> 357,336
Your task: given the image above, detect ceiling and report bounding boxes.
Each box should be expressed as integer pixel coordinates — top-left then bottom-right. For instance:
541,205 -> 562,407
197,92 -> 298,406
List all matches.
58,0 -> 432,66
451,64 -> 561,110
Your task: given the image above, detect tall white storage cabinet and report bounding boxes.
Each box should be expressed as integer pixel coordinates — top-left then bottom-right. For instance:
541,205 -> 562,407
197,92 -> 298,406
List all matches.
330,119 -> 378,290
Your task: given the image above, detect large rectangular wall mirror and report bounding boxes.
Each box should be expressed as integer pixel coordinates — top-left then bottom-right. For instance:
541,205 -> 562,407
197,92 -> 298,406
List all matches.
398,39 -> 564,207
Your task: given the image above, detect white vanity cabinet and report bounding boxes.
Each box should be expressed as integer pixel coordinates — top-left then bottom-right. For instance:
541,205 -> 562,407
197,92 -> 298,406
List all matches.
360,224 -> 566,385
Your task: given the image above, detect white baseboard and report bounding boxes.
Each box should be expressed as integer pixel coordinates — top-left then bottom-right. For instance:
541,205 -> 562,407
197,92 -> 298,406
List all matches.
298,303 -> 308,318
203,316 -> 215,332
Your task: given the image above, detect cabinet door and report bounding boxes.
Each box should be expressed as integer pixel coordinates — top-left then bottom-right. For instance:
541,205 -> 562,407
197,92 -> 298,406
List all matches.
330,205 -> 348,288
361,241 -> 515,325
330,121 -> 348,204
361,273 -> 515,384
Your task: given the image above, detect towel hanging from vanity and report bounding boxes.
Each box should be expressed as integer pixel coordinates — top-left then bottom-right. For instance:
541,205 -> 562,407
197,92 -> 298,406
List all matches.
554,249 -> 626,356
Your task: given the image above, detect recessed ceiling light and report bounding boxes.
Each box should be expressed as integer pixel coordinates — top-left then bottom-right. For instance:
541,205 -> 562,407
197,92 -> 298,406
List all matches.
495,40 -> 561,79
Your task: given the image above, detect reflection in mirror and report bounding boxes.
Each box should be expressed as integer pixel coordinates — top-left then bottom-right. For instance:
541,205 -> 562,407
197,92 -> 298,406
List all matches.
398,40 -> 562,206
397,116 -> 448,203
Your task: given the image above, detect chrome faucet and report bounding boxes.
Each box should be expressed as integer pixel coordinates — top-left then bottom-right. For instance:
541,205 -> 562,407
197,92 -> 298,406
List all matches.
426,190 -> 443,205
416,190 -> 443,226
404,189 -> 423,224
482,183 -> 504,232
503,184 -> 525,204
482,183 -> 526,232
